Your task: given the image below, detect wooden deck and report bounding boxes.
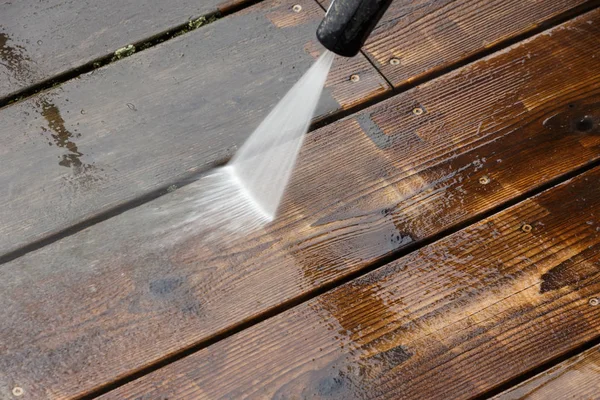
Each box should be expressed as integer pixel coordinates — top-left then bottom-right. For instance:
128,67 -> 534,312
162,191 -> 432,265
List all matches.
0,1 -> 598,399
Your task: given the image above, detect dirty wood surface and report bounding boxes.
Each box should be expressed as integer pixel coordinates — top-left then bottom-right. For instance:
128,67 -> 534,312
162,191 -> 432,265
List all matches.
0,0 -> 389,258
0,0 -> 256,100
97,168 -> 600,400
1,10 -> 598,399
493,344 -> 600,400
319,0 -> 593,87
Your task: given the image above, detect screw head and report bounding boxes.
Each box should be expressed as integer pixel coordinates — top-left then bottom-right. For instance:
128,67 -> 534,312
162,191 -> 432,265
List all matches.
292,4 -> 302,12
413,107 -> 424,116
479,175 -> 491,185
390,58 -> 400,66
350,74 -> 360,82
12,387 -> 24,397
589,297 -> 599,306
521,224 -> 533,233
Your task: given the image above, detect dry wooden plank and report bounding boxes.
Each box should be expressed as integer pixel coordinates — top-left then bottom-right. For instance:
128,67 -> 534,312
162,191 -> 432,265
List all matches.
96,168 -> 600,400
0,0 -> 389,257
1,10 -> 599,400
319,0 -> 592,87
0,0 -> 255,100
493,345 -> 600,400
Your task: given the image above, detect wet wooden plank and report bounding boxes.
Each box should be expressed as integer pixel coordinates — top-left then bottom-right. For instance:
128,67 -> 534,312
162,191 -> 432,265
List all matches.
96,168 -> 600,400
493,345 -> 600,400
0,0 -> 389,257
319,0 -> 592,87
1,10 -> 599,400
0,0 -> 255,100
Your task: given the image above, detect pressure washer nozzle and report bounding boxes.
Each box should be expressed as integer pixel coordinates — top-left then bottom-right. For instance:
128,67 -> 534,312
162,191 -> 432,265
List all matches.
316,0 -> 393,57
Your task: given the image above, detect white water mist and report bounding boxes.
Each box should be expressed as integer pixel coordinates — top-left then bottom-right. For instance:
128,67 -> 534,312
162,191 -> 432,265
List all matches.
144,51 -> 335,247
230,50 -> 335,221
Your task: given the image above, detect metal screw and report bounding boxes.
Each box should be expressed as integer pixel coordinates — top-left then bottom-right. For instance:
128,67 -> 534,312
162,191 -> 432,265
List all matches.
479,175 -> 491,185
589,297 -> 599,306
350,74 -> 360,82
12,387 -> 24,397
390,58 -> 400,66
521,224 -> 533,233
292,4 -> 302,12
413,107 -> 424,116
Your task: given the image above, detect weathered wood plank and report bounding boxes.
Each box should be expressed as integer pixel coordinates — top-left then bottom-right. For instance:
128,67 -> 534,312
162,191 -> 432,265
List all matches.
0,0 -> 254,100
319,0 -> 593,87
96,168 -> 600,400
493,345 -> 600,400
0,0 -> 389,257
1,10 -> 599,399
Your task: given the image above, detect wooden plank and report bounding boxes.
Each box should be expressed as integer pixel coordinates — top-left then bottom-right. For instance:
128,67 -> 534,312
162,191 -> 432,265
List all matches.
95,168 -> 600,400
319,0 -> 593,87
1,10 -> 599,400
493,345 -> 600,400
0,0 -> 389,257
0,0 -> 253,100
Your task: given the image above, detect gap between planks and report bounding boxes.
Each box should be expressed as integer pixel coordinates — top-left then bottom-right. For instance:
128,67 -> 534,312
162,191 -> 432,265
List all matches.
476,336 -> 600,399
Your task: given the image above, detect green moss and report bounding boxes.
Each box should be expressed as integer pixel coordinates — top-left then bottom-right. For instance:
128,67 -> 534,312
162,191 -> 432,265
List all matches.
112,44 -> 136,62
188,16 -> 208,30
7,96 -> 23,105
173,15 -> 219,38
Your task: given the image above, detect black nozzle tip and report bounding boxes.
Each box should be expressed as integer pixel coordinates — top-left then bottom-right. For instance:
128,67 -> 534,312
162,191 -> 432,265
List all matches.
316,0 -> 393,58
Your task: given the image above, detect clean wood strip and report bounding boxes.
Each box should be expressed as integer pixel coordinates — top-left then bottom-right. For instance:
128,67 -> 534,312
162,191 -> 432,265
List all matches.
493,345 -> 600,400
319,0 -> 593,87
98,167 -> 600,400
1,10 -> 598,400
0,0 -> 254,100
0,0 -> 389,257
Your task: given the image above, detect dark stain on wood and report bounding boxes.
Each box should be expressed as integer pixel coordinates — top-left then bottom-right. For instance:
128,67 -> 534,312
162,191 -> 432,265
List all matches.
39,100 -> 85,169
149,277 -> 184,297
540,245 -> 600,293
0,28 -> 33,85
356,112 -> 392,149
544,100 -> 599,136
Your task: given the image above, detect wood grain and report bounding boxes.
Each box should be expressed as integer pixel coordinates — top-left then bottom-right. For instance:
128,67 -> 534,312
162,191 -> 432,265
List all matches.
98,167 -> 600,400
0,0 -> 389,257
1,10 -> 599,399
319,0 -> 593,87
494,345 -> 600,400
0,0 -> 258,100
